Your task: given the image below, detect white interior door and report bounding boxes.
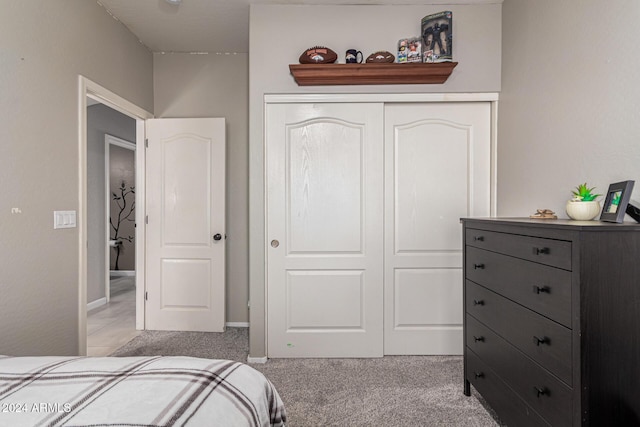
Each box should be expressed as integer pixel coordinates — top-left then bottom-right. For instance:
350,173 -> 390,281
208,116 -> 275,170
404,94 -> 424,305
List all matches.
145,118 -> 225,332
267,103 -> 384,357
383,102 -> 491,355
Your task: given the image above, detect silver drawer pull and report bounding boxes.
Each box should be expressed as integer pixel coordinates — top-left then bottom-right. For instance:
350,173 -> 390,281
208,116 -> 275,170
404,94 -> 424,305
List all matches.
533,335 -> 550,346
473,236 -> 484,242
474,372 -> 485,379
533,285 -> 551,294
473,336 -> 485,342
473,299 -> 485,306
473,263 -> 485,270
533,246 -> 550,255
534,386 -> 550,398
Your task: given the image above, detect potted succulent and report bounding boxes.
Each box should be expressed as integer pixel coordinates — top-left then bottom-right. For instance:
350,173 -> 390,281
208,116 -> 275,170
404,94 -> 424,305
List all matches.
566,183 -> 601,220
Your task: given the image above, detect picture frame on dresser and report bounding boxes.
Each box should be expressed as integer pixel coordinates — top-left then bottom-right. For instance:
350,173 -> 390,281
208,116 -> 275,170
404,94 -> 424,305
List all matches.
600,180 -> 635,223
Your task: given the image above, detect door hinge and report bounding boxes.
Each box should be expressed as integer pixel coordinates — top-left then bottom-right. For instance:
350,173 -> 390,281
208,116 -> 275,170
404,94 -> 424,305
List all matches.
145,215 -> 148,224
145,291 -> 148,301
145,138 -> 149,148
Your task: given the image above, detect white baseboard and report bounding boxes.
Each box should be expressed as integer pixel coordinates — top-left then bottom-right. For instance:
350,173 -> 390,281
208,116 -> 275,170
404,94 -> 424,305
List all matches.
247,356 -> 267,364
87,297 -> 107,311
226,322 -> 249,328
110,270 -> 135,277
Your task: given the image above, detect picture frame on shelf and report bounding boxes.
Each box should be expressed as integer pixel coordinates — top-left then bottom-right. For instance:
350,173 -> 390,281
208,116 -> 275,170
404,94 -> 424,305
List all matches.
600,180 -> 635,223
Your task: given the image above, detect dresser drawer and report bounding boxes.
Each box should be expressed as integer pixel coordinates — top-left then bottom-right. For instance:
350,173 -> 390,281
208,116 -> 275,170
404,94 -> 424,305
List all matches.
466,281 -> 572,386
465,228 -> 572,270
466,246 -> 572,327
466,349 -> 551,427
465,315 -> 572,426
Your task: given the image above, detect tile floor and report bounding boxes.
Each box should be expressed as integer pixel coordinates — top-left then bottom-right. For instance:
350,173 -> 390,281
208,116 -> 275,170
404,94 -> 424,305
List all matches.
87,277 -> 140,356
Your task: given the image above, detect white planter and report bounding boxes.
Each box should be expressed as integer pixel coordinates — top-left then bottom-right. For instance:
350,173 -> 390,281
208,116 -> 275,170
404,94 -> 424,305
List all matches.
566,200 -> 601,221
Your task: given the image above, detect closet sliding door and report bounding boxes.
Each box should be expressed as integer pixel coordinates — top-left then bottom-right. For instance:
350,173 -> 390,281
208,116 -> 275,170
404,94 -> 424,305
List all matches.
266,99 -> 493,357
383,102 -> 491,355
266,103 -> 385,358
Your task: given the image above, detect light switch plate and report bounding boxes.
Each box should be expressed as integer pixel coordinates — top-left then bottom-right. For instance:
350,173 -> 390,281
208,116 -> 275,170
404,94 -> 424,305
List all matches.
54,210 -> 77,229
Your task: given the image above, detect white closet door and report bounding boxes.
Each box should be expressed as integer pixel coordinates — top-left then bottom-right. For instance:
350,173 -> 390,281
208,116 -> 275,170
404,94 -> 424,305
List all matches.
266,103 -> 384,357
384,102 -> 491,355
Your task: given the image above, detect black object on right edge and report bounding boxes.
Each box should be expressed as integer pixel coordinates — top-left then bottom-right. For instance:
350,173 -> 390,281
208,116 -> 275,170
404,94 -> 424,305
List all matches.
626,200 -> 640,223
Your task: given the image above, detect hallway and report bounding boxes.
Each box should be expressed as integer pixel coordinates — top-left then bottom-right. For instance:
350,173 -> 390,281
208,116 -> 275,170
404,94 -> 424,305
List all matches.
87,277 -> 139,356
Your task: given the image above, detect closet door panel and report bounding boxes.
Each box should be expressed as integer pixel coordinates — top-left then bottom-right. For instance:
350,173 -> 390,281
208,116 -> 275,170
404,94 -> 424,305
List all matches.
394,121 -> 469,252
267,103 -> 384,358
384,102 -> 491,355
287,120 -> 363,254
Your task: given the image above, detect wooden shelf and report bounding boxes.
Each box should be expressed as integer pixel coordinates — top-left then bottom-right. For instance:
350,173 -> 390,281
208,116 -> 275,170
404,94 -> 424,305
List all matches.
289,62 -> 458,86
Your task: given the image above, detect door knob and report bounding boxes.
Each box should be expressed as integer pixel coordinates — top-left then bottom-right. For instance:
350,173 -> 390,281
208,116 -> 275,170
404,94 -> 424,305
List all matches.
271,240 -> 279,248
213,233 -> 222,241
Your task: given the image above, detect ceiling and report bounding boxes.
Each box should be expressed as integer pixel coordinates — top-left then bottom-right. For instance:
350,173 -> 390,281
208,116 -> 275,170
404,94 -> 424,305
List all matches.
98,0 -> 490,53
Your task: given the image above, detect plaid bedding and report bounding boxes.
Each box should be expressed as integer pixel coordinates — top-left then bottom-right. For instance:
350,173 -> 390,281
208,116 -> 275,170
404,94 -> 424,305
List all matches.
0,355 -> 286,427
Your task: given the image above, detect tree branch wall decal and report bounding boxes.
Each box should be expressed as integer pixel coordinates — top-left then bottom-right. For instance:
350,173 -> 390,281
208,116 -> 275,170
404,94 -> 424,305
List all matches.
110,181 -> 135,271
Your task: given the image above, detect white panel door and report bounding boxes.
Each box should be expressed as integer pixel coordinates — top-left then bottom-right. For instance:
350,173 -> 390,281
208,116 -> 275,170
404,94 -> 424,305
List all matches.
267,103 -> 384,357
384,103 -> 491,354
146,118 -> 225,332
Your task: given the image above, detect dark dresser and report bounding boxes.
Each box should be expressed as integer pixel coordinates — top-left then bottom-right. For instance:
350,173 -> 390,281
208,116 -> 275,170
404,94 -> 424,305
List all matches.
461,218 -> 640,426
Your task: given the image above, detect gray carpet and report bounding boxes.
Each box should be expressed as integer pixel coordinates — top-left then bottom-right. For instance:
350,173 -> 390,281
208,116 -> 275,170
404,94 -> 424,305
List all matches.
112,328 -> 500,426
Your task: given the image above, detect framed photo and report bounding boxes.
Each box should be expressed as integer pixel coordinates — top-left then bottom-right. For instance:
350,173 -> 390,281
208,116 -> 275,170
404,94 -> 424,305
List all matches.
600,180 -> 635,223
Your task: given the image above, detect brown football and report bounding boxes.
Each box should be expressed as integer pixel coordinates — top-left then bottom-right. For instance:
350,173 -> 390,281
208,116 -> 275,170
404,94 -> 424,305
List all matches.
299,46 -> 338,64
366,51 -> 395,63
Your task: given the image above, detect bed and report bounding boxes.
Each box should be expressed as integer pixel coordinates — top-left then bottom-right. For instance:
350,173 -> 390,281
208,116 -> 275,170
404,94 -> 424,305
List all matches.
0,355 -> 286,426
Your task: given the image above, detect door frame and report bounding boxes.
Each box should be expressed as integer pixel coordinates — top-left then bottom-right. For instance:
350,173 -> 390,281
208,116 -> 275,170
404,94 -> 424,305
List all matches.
104,134 -> 136,303
78,76 -> 153,355
257,92 -> 499,359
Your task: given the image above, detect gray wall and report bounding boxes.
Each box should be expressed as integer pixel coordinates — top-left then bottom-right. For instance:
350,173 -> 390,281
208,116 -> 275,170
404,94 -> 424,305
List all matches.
248,4 -> 503,357
498,0 -> 640,216
87,104 -> 136,303
154,52 -> 250,324
0,1 -> 153,356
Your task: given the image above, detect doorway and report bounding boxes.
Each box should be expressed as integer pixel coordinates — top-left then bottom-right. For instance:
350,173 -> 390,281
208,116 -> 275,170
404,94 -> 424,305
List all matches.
86,120 -> 137,355
78,76 -> 153,355
105,134 -> 136,302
